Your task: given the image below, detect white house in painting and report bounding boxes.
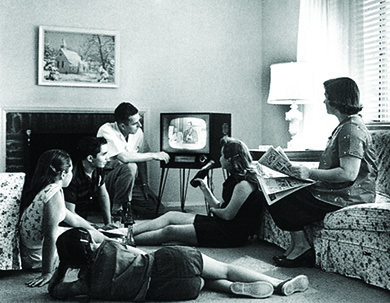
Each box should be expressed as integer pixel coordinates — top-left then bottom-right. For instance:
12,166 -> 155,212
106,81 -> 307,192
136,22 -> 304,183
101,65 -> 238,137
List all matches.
55,40 -> 88,74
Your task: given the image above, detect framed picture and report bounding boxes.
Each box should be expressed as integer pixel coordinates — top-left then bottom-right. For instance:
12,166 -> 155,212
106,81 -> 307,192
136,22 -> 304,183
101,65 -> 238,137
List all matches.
38,26 -> 120,88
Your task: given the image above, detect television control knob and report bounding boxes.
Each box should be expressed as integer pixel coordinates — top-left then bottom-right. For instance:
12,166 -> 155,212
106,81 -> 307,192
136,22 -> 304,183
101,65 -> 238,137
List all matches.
199,155 -> 208,163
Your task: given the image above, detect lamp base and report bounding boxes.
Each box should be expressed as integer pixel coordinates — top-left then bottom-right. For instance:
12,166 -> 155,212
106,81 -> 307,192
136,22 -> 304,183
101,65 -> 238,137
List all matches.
285,103 -> 303,149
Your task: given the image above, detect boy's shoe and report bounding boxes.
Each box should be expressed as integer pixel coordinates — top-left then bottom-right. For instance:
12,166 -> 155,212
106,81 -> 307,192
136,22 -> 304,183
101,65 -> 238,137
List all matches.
230,281 -> 273,298
276,275 -> 309,296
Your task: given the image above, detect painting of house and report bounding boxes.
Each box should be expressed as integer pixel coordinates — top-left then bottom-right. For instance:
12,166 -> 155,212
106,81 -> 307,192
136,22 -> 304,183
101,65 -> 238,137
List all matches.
56,46 -> 88,74
38,26 -> 119,87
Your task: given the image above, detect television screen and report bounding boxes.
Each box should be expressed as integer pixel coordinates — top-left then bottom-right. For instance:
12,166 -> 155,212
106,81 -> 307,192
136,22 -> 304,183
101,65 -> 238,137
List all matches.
161,113 -> 231,168
161,114 -> 210,154
167,117 -> 207,151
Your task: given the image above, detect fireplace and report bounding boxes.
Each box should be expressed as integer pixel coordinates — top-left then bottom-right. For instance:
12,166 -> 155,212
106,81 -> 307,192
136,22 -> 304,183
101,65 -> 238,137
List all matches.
4,108 -> 145,187
5,111 -> 114,179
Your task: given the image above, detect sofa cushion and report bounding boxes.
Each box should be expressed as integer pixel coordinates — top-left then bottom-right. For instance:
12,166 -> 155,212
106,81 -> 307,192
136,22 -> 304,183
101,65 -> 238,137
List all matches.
0,173 -> 25,270
324,203 -> 390,232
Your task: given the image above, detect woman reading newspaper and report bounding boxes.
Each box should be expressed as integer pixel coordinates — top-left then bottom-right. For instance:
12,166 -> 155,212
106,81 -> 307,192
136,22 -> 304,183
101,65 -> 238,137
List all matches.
264,77 -> 377,268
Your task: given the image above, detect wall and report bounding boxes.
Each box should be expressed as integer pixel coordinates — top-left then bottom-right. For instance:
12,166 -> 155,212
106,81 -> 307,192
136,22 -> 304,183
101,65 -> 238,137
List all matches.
0,0 -> 299,203
261,0 -> 300,148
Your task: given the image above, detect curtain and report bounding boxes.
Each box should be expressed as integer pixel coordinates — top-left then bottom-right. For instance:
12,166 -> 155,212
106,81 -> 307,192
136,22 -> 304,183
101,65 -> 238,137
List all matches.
297,0 -> 364,149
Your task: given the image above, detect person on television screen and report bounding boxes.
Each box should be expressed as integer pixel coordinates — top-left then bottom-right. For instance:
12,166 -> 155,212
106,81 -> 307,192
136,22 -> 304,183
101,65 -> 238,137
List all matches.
183,121 -> 198,143
169,126 -> 183,144
129,137 -> 264,248
49,228 -> 309,301
63,136 -> 116,228
97,102 -> 170,216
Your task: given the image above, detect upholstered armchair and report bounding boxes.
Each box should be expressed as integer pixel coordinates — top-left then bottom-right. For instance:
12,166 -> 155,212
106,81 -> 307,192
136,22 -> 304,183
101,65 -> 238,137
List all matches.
260,130 -> 390,290
0,173 -> 25,270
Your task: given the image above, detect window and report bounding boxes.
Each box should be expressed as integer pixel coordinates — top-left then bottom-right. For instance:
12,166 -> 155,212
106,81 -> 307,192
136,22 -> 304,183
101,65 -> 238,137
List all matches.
358,0 -> 390,123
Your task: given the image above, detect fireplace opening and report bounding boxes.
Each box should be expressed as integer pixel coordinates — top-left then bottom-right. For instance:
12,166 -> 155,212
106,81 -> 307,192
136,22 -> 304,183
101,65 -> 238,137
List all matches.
28,132 -> 95,176
6,112 -> 114,186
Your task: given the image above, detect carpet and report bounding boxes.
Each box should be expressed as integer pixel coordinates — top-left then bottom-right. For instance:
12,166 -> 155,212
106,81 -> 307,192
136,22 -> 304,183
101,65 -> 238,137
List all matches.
1,203 -> 389,302
1,238 -> 389,303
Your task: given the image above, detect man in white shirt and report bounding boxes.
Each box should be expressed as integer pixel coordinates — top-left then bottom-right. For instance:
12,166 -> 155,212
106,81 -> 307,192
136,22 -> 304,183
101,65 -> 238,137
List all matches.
97,102 -> 170,214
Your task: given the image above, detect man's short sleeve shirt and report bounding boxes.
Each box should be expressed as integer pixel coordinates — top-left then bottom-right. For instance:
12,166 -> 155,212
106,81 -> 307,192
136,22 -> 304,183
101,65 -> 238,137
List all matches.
97,122 -> 145,166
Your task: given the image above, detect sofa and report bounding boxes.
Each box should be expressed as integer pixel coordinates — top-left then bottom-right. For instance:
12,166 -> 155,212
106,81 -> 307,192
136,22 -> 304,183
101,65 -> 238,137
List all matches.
260,130 -> 390,290
0,173 -> 25,270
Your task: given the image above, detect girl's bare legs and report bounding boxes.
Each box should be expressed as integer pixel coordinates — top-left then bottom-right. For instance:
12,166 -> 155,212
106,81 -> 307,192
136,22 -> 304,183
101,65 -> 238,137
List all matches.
286,231 -> 311,259
134,222 -> 198,246
202,254 -> 281,287
283,234 -> 295,257
133,211 -> 195,235
201,254 -> 308,297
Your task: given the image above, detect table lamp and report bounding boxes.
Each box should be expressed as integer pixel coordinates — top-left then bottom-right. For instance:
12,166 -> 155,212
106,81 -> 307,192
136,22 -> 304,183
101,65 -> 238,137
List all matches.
267,62 -> 313,149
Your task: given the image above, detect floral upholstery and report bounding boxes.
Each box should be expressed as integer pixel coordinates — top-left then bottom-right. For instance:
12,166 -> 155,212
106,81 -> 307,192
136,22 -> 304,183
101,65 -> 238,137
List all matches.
260,130 -> 390,290
262,210 -> 291,249
0,173 -> 25,270
317,229 -> 390,290
371,130 -> 390,197
324,203 -> 390,231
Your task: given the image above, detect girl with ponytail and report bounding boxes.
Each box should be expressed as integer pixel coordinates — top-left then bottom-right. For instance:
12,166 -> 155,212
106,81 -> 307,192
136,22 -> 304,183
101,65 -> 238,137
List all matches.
19,149 -> 106,288
132,137 -> 264,248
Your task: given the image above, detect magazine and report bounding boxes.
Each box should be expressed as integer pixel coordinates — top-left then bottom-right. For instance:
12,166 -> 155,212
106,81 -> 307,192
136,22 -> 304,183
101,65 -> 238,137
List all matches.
256,146 -> 316,205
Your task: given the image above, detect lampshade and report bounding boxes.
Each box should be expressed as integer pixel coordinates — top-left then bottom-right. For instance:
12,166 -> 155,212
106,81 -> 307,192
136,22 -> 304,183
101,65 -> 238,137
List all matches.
267,62 -> 313,105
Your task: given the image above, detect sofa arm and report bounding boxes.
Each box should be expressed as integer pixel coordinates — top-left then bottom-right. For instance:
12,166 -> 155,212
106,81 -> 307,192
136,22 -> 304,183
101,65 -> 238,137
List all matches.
0,173 -> 25,270
323,202 -> 390,232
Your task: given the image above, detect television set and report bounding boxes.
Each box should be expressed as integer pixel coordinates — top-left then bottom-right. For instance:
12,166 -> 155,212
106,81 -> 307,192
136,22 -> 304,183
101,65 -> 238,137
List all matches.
160,112 -> 231,168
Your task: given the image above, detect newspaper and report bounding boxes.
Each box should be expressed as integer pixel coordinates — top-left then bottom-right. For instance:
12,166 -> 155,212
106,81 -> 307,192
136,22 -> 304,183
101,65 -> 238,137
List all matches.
258,146 -> 293,176
256,146 -> 316,205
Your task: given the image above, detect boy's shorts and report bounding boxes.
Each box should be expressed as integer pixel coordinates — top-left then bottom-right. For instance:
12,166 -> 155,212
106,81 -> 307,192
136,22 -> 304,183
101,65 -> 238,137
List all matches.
146,246 -> 203,301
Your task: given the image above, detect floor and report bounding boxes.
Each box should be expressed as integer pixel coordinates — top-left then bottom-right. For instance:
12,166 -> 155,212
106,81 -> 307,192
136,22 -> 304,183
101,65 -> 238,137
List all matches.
1,202 -> 389,303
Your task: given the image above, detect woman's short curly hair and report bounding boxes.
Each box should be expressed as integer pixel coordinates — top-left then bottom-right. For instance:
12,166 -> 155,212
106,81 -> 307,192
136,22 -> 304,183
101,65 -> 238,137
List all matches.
323,77 -> 363,115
